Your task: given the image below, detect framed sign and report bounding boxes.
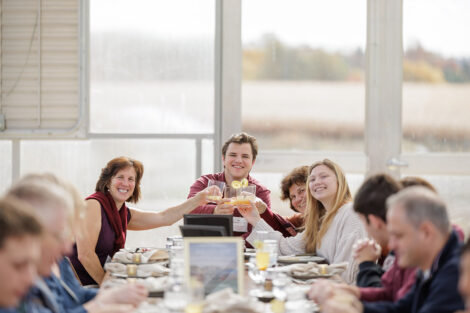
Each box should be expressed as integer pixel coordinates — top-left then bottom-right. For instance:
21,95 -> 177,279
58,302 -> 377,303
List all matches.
184,237 -> 244,295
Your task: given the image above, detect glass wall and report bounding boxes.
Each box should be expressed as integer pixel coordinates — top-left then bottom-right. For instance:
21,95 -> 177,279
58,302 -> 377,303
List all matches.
242,0 -> 366,151
89,0 -> 215,134
402,0 -> 470,233
19,139 -> 199,247
1,0 -> 469,246
88,0 -> 215,246
403,0 -> 470,152
0,0 -> 216,248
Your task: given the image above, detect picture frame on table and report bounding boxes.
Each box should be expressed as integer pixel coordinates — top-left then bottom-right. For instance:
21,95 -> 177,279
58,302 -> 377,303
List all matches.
184,237 -> 244,295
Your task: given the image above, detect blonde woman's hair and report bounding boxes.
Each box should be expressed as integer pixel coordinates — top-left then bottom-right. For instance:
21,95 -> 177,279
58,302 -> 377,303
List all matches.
303,159 -> 352,253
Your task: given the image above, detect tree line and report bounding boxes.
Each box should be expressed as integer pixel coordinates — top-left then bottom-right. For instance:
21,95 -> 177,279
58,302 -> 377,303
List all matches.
244,34 -> 470,83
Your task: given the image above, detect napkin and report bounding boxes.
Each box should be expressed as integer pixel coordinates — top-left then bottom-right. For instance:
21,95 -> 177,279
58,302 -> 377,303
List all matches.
101,276 -> 170,292
112,249 -> 169,264
104,262 -> 127,274
138,263 -> 170,276
143,249 -> 169,262
140,276 -> 170,292
104,262 -> 169,277
112,250 -> 134,263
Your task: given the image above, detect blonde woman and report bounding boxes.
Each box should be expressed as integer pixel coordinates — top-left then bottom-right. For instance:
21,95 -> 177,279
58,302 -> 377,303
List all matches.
240,159 -> 366,284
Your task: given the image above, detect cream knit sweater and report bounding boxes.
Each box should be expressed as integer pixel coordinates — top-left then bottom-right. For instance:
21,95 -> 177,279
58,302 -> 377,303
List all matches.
246,202 -> 367,284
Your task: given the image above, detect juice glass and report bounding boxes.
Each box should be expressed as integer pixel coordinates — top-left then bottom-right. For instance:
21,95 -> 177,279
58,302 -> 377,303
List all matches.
256,250 -> 270,271
236,185 -> 256,206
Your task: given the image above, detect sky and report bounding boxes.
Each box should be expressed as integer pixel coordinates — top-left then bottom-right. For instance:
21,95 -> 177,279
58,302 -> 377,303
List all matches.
92,0 -> 470,58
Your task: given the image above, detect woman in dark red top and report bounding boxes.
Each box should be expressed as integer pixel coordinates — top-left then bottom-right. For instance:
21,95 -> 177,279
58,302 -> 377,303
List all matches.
69,156 -> 219,285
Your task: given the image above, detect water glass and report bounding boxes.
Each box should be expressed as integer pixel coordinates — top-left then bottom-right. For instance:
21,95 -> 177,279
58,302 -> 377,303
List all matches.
169,256 -> 185,283
247,256 -> 264,285
164,282 -> 188,312
185,278 -> 205,313
207,179 -> 225,202
166,235 -> 183,250
263,239 -> 279,267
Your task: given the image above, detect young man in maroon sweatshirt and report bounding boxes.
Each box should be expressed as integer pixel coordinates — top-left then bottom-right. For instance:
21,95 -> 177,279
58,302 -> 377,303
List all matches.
187,132 -> 296,242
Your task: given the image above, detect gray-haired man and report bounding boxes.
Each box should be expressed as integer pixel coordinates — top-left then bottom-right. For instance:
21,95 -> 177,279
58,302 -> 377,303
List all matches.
363,186 -> 464,313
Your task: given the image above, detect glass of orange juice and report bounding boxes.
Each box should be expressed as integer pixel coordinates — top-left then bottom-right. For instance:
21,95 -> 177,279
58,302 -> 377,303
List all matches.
237,185 -> 256,207
256,250 -> 270,271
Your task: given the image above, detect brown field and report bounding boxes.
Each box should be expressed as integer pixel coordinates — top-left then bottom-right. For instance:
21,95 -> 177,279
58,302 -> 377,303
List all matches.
242,81 -> 470,152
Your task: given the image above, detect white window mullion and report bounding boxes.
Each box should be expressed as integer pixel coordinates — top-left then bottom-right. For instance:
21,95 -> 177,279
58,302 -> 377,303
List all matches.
214,0 -> 241,172
365,0 -> 403,177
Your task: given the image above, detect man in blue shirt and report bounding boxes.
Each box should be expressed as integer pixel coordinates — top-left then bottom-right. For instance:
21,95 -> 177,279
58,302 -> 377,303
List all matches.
362,186 -> 464,313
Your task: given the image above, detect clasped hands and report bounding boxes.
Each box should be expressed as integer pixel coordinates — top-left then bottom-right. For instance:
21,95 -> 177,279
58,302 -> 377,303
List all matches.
352,238 -> 382,264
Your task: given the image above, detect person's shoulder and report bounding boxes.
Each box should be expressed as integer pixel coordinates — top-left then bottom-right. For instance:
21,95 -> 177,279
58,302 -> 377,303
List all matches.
85,198 -> 102,210
337,202 -> 354,217
336,202 -> 363,229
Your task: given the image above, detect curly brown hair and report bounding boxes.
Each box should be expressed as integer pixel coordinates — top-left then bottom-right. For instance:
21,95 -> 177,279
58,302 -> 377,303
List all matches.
280,166 -> 309,211
95,157 -> 144,203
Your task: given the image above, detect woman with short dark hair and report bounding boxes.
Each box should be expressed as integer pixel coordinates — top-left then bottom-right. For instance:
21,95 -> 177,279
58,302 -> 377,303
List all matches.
280,165 -> 309,229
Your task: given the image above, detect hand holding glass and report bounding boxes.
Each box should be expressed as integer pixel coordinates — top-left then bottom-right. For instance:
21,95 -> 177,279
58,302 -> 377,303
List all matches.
207,180 -> 225,202
225,185 -> 256,206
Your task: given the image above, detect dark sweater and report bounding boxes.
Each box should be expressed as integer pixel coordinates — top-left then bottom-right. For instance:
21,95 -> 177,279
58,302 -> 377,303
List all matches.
363,231 -> 464,313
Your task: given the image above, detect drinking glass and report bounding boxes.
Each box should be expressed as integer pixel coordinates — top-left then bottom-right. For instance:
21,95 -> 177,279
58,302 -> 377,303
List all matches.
185,277 -> 205,313
256,250 -> 270,271
166,235 -> 183,250
247,255 -> 264,285
262,239 -> 279,267
255,238 -> 274,284
225,185 -> 256,207
237,185 -> 256,206
207,180 -> 225,202
224,186 -> 239,204
253,231 -> 269,250
164,281 -> 188,312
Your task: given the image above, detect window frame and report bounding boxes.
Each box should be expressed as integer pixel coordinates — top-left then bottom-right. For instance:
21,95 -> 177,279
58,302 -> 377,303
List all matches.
3,0 -> 470,187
